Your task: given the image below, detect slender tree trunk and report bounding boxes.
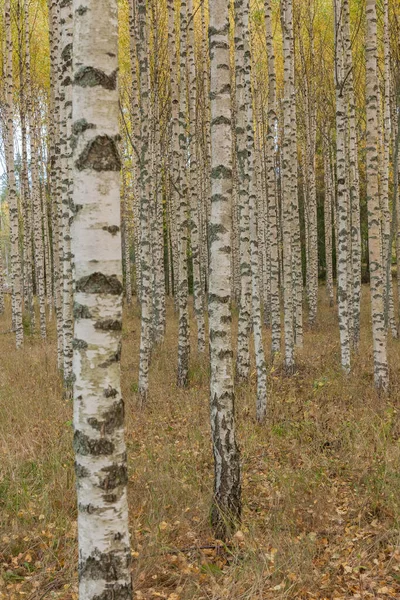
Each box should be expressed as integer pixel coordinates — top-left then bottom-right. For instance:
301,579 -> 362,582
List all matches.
176,0 -> 190,387
209,0 -> 241,540
242,0 -> 267,421
60,0 -> 74,393
323,129 -> 334,306
280,0 -> 295,372
25,0 -> 46,339
265,0 -> 281,356
4,0 -> 23,348
234,0 -> 251,383
136,0 -> 152,404
188,0 -> 206,353
365,0 -> 389,390
334,0 -> 350,373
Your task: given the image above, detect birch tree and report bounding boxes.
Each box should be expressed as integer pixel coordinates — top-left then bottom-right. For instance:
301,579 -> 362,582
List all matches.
209,0 -> 241,540
365,0 -> 389,390
71,1 -> 132,598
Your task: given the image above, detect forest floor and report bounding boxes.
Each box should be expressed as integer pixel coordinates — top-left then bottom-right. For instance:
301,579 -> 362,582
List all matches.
2,286 -> 400,599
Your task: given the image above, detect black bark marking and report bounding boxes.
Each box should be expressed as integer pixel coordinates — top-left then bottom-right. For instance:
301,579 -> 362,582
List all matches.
71,118 -> 96,150
61,42 -> 72,63
76,272 -> 123,295
87,399 -> 124,434
73,302 -> 92,319
78,503 -> 103,514
104,386 -> 118,398
80,548 -> 129,582
102,225 -> 120,235
75,462 -> 90,478
72,203 -> 83,217
99,464 -> 128,491
208,222 -> 227,245
99,341 -> 122,368
211,165 -> 232,179
102,493 -> 118,503
72,338 -> 88,350
92,583 -> 132,600
94,319 -> 122,331
75,135 -> 121,172
76,5 -> 88,15
74,430 -> 114,456
74,66 -> 117,90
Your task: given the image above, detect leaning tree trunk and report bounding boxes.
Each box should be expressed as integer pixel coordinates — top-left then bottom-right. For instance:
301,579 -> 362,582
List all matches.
71,1 -> 132,599
365,0 -> 389,390
209,0 -> 241,541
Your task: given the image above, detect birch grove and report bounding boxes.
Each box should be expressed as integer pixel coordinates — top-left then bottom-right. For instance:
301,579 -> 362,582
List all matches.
1,0 -> 400,594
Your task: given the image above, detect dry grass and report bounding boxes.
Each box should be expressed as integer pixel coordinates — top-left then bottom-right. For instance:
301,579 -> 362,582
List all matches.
1,286 -> 400,599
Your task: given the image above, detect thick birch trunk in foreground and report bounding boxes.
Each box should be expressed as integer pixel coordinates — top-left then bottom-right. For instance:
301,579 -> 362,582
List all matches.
209,0 -> 241,540
365,0 -> 389,390
72,1 -> 132,598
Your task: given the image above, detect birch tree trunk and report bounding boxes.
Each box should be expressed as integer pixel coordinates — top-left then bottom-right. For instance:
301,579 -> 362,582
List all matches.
71,1 -> 132,598
242,0 -> 267,421
280,0 -> 295,373
365,0 -> 389,390
177,0 -> 190,387
136,0 -> 152,404
209,0 -> 241,540
60,0 -> 74,392
188,0 -> 206,353
265,0 -> 281,356
334,0 -> 350,373
323,129 -> 334,306
234,0 -> 251,383
25,0 -> 46,339
4,0 -> 23,349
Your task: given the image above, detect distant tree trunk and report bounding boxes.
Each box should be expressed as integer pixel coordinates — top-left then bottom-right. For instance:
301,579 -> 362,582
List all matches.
265,0 -> 281,356
136,0 -> 152,404
60,0 -> 74,393
323,129 -> 334,306
48,0 -> 62,362
334,0 -> 350,373
17,0 -> 34,327
343,0 -> 362,349
234,0 -> 251,383
71,1 -> 132,598
176,0 -> 190,387
209,0 -> 241,540
381,0 -> 397,338
188,0 -> 206,353
242,0 -> 267,421
4,0 -> 23,348
121,167 -> 132,306
280,0 -> 295,372
25,0 -> 46,339
365,0 -> 389,390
